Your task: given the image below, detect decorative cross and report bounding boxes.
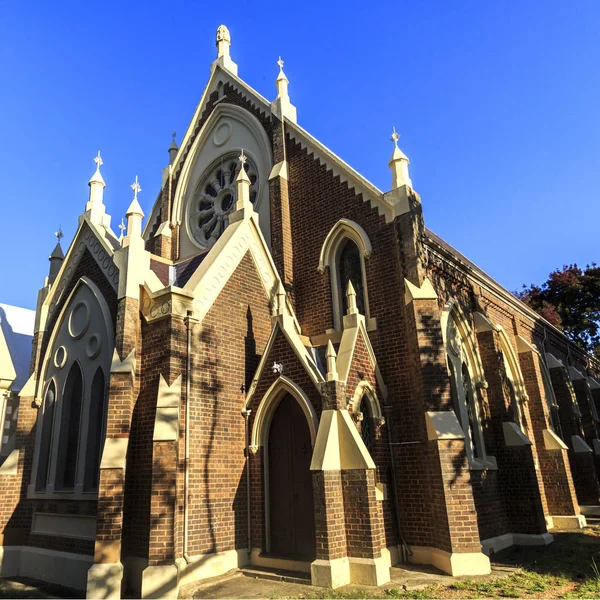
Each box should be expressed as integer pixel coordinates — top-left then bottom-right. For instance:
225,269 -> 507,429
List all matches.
118,218 -> 126,237
277,56 -> 284,70
238,149 -> 247,167
172,131 -> 176,142
55,226 -> 64,242
131,176 -> 141,200
390,127 -> 400,147
94,150 -> 103,170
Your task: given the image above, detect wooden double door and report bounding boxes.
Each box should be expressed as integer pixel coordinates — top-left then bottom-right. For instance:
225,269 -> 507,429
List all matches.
268,394 -> 316,560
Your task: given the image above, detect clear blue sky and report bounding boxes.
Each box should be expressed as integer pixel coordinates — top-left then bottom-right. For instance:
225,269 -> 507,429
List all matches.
2,1 -> 599,309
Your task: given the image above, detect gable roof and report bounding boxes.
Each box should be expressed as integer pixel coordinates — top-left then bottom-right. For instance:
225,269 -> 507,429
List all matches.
143,64 -> 396,231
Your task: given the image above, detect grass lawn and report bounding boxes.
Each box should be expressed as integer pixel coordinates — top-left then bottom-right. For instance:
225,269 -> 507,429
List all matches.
288,524 -> 600,599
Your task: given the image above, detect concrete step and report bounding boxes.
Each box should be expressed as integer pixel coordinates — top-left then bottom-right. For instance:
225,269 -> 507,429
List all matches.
240,566 -> 310,585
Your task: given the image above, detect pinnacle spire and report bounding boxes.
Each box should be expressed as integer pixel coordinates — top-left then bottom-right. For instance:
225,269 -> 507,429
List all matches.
49,227 -> 65,283
89,150 -> 106,187
85,151 -> 108,226
169,131 -> 178,163
388,127 -> 412,189
123,176 -> 144,244
346,280 -> 359,315
326,340 -> 338,382
271,56 -> 297,123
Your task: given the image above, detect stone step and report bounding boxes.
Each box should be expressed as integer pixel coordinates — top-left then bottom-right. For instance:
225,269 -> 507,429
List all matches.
240,566 -> 311,585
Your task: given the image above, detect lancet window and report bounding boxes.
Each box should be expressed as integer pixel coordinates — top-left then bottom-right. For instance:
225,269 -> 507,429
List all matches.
31,278 -> 113,498
444,305 -> 488,465
319,219 -> 373,331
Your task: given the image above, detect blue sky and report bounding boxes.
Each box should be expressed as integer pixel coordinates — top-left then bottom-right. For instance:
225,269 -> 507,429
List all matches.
1,1 -> 599,309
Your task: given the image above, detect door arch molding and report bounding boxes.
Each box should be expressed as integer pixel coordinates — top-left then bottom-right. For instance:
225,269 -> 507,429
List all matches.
251,375 -> 318,450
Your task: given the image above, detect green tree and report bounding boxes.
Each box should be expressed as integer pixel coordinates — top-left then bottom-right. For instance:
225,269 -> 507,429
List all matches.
517,263 -> 600,358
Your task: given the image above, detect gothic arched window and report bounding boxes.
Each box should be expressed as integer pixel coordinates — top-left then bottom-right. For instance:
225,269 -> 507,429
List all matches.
55,362 -> 83,490
84,368 -> 107,491
35,381 -> 56,491
360,395 -> 374,456
319,219 -> 373,331
497,329 -> 527,432
31,278 -> 113,498
462,363 -> 480,459
339,239 -> 366,316
444,304 -> 489,466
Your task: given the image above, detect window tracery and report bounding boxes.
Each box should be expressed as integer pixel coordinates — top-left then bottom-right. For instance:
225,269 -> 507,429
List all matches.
444,305 -> 489,466
30,278 -> 113,498
188,152 -> 259,248
319,219 -> 373,331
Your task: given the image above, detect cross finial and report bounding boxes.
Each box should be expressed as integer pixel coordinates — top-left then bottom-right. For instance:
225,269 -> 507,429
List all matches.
277,56 -> 284,71
131,176 -> 141,200
94,150 -> 103,171
172,131 -> 176,142
55,226 -> 64,243
238,149 -> 247,167
390,127 -> 400,148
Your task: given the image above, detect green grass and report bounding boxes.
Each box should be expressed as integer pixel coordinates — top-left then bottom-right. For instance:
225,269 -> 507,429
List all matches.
270,525 -> 600,599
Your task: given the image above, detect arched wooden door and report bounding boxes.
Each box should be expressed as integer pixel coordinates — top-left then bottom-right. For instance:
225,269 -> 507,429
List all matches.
268,394 -> 316,560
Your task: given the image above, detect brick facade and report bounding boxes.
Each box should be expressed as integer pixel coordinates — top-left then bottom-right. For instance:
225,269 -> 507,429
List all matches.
3,44 -> 600,599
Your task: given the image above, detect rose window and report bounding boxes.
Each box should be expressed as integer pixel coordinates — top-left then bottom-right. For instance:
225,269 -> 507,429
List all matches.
189,153 -> 259,248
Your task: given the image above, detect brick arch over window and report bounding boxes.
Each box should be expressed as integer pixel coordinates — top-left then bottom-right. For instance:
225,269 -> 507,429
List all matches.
250,375 -> 318,449
318,218 -> 373,331
30,276 -> 114,498
349,380 -> 383,419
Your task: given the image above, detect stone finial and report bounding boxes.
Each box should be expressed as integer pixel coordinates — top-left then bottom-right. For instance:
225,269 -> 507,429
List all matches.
270,56 -> 297,123
118,218 -> 126,242
168,131 -> 178,165
85,151 -> 107,224
212,24 -> 238,75
216,24 -> 231,53
326,340 -> 338,382
346,280 -> 359,315
276,56 -> 289,100
388,127 -> 412,190
124,176 -> 144,240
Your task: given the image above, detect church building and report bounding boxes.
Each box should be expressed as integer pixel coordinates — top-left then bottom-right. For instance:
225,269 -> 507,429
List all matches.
2,25 -> 600,599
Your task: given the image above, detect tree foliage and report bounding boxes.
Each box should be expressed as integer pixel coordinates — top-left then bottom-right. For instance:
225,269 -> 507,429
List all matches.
517,263 -> 600,358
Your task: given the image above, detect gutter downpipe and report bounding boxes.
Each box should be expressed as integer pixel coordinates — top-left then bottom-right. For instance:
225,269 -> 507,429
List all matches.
183,311 -> 196,565
241,406 -> 252,561
382,403 -> 412,563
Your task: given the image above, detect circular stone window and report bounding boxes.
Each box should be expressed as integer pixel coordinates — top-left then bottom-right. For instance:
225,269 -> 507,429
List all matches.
188,152 -> 259,248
